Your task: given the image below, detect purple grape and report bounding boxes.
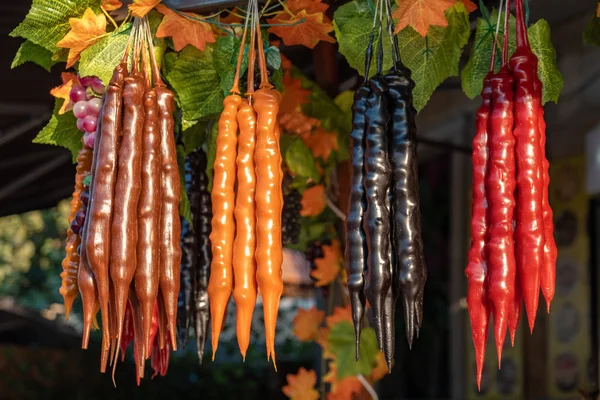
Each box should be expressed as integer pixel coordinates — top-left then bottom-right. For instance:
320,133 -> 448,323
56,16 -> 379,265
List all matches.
83,115 -> 97,133
80,190 -> 90,206
86,97 -> 102,116
91,78 -> 105,94
73,101 -> 88,118
78,76 -> 95,88
70,220 -> 81,235
83,131 -> 95,148
76,118 -> 86,132
70,85 -> 87,103
74,210 -> 85,227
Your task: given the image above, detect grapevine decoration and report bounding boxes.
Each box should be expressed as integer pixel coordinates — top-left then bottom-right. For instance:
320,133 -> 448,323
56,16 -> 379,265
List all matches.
9,0 -> 566,390
465,0 -> 558,389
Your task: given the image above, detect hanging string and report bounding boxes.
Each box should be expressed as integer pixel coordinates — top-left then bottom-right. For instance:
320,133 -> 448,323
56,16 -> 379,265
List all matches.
376,0 -> 384,75
363,0 -> 380,79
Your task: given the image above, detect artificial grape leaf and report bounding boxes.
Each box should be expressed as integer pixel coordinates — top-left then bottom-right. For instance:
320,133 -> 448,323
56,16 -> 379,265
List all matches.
156,4 -> 216,52
303,128 -> 339,160
50,72 -> 79,114
583,14 -> 600,47
398,3 -> 471,111
78,22 -> 132,85
176,144 -> 193,224
460,9 -> 516,99
333,90 -> 354,114
101,0 -> 123,11
301,185 -> 326,217
286,0 -> 329,14
333,3 -> 394,78
33,99 -> 82,162
461,15 -> 563,104
281,74 -> 311,114
268,10 -> 335,49
393,0 -> 456,36
370,352 -> 389,381
56,8 -> 107,68
181,120 -> 209,156
10,0 -> 99,54
528,19 -> 563,104
293,307 -> 325,341
163,44 -> 223,130
282,368 -> 320,400
458,0 -> 477,12
325,305 -> 353,328
327,321 -> 379,379
11,40 -> 54,72
311,239 -> 342,286
285,139 -> 321,181
129,0 -> 161,18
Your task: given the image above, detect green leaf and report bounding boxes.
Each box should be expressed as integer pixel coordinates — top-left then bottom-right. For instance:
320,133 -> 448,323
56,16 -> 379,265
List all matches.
285,139 -> 320,181
176,144 -> 193,225
528,19 -> 563,104
333,0 -> 372,32
10,0 -> 99,54
334,90 -> 355,114
11,40 -> 54,72
334,14 -> 394,78
398,3 -> 471,111
205,120 -> 219,192
327,321 -> 379,379
164,44 -> 224,130
461,9 -> 516,99
286,218 -> 328,252
83,175 -> 91,187
78,23 -> 132,85
266,45 -> 282,70
181,121 -> 208,156
461,16 -> 563,104
583,15 -> 600,47
32,99 -> 81,162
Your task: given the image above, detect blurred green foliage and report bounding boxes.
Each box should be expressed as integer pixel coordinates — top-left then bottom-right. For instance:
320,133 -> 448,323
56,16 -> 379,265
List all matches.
0,201 -> 70,310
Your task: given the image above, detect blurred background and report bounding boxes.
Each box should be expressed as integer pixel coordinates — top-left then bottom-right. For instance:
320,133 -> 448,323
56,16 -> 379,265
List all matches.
2,0 -> 600,399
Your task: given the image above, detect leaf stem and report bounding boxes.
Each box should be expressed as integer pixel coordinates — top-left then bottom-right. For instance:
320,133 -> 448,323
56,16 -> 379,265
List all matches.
357,374 -> 379,400
277,0 -> 296,17
325,195 -> 346,221
102,7 -> 119,30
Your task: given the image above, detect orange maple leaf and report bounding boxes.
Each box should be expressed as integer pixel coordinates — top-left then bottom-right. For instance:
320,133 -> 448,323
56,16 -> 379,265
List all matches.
458,0 -> 477,12
300,185 -> 326,217
303,127 -> 339,160
286,0 -> 329,14
370,352 -> 389,382
311,239 -> 342,287
50,72 -> 80,114
293,307 -> 325,341
101,0 -> 123,11
280,111 -> 320,137
220,10 -> 242,24
268,10 -> 335,49
325,304 -> 352,328
281,54 -> 293,71
393,0 -> 455,36
56,8 -> 106,68
282,368 -> 320,400
129,0 -> 161,18
327,377 -> 364,400
281,74 -> 311,114
156,4 -> 216,51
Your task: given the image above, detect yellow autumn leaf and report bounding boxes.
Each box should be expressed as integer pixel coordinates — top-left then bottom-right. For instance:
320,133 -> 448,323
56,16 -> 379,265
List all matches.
56,8 -> 106,68
282,368 -> 320,400
311,240 -> 342,287
129,0 -> 161,18
50,72 -> 80,114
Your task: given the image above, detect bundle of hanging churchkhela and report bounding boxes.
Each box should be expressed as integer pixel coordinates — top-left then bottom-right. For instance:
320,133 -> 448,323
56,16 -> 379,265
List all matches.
345,0 -> 427,371
465,0 -> 557,388
208,0 -> 283,365
176,146 -> 212,362
60,17 -> 181,382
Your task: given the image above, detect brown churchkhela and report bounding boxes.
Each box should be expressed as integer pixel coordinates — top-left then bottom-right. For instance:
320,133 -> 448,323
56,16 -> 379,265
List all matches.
86,61 -> 126,373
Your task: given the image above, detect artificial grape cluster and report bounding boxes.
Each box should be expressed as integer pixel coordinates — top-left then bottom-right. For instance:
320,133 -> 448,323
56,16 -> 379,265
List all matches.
281,188 -> 301,245
70,76 -> 105,148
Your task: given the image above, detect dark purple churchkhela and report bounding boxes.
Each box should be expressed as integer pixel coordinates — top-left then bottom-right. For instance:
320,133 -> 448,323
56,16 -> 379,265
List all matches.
362,75 -> 393,356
